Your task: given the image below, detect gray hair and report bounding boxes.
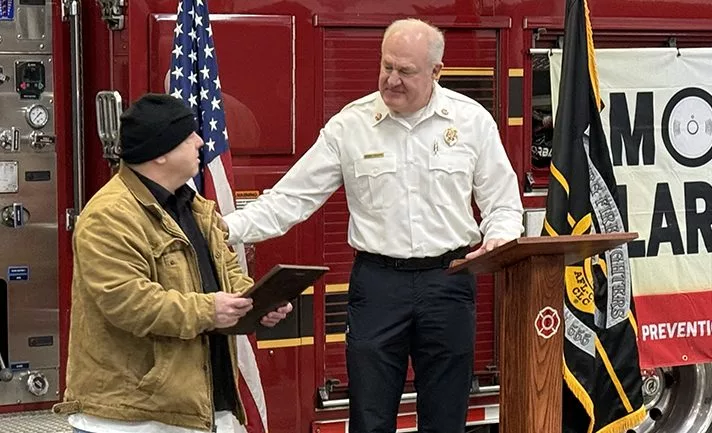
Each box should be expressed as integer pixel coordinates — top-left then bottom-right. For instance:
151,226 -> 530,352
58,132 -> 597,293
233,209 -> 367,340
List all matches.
382,18 -> 445,65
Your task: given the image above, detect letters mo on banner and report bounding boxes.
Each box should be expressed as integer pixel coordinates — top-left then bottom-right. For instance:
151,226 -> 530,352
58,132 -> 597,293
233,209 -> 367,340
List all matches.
549,48 -> 712,368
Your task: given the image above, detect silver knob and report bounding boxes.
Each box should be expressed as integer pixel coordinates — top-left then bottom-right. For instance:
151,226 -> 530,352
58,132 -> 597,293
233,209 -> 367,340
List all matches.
0,369 -> 12,382
0,355 -> 12,382
0,130 -> 12,151
26,372 -> 49,396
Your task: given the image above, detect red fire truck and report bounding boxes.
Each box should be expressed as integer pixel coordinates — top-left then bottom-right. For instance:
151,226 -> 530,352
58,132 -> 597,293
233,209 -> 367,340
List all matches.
1,0 -> 712,432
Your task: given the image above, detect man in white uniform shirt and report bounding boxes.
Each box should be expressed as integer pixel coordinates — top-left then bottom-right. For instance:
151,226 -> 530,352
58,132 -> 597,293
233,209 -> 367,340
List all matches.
223,18 -> 523,433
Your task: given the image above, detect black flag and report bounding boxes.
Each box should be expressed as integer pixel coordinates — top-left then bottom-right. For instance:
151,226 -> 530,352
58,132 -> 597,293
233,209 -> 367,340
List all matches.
543,1 -> 647,432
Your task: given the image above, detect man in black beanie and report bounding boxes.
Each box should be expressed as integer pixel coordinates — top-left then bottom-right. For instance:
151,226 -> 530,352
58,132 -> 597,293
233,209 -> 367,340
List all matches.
55,93 -> 291,433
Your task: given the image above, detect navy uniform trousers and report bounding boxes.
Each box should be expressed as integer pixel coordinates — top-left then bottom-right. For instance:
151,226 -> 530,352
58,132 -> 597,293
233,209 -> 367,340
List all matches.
346,248 -> 475,433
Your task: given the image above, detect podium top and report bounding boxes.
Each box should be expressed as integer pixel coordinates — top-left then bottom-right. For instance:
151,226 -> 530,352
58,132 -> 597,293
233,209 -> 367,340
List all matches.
448,232 -> 638,275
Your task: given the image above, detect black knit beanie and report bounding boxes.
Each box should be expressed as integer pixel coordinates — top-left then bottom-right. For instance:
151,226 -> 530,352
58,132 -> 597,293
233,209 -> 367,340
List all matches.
120,93 -> 197,164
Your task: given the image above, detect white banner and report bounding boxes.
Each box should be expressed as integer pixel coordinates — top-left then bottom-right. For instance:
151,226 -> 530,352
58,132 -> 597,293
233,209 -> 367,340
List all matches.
550,48 -> 712,367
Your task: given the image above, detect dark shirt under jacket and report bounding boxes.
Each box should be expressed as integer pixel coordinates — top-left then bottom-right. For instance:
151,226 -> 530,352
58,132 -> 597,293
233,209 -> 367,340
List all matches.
135,171 -> 237,412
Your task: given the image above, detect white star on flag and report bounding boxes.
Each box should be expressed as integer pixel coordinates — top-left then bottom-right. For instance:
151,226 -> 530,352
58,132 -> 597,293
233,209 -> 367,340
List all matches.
171,66 -> 184,79
205,137 -> 215,151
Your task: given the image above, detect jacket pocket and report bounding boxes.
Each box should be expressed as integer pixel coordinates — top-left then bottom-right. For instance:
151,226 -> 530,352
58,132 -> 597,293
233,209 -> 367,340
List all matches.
136,340 -> 171,394
428,154 -> 473,206
351,156 -> 397,209
153,239 -> 195,294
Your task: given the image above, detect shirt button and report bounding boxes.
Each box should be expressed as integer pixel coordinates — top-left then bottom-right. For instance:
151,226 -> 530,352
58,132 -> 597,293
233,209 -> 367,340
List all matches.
409,186 -> 416,192
203,364 -> 208,372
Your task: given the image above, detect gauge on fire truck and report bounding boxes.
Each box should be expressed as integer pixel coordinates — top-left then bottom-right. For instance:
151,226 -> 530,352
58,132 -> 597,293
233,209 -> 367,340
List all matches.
25,104 -> 49,129
15,61 -> 46,100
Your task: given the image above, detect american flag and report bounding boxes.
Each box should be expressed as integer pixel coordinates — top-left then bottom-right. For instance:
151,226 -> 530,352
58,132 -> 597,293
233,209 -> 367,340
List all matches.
169,1 -> 269,432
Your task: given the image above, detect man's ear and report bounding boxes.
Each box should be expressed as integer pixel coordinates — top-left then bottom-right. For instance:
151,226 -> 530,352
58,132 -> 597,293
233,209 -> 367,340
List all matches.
164,69 -> 171,93
433,63 -> 443,80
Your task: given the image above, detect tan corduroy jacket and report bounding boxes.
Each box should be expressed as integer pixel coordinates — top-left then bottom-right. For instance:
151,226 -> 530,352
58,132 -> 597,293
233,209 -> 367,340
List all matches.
53,164 -> 253,431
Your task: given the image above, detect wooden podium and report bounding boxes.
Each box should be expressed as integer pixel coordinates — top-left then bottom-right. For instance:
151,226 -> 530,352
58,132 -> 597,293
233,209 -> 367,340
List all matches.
448,233 -> 637,433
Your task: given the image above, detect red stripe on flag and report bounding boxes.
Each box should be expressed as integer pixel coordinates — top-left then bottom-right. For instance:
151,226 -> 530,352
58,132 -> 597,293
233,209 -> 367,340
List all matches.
203,168 -> 218,204
220,151 -> 235,185
238,338 -> 267,433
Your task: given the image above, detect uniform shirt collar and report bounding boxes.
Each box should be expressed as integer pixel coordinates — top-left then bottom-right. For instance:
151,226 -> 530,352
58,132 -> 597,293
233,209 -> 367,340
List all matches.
432,82 -> 454,120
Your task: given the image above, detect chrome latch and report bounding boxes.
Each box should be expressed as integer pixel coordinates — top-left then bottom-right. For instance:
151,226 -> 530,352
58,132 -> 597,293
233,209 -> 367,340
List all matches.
65,208 -> 77,231
96,0 -> 126,31
61,0 -> 78,21
95,90 -> 123,165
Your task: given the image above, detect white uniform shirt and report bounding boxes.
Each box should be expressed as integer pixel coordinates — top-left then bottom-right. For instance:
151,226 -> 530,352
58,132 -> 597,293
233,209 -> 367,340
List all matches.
225,83 -> 523,258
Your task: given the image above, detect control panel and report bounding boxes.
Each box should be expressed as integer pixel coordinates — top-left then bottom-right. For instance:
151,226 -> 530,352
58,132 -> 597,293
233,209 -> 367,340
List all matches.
0,0 -> 59,406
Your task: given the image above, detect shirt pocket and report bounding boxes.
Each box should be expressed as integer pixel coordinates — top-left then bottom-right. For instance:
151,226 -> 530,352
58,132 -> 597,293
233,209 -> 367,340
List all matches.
428,154 -> 473,206
351,156 -> 398,210
152,239 -> 195,294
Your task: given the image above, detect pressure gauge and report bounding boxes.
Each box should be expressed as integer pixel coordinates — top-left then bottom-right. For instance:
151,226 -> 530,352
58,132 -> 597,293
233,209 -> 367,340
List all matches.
26,104 -> 49,129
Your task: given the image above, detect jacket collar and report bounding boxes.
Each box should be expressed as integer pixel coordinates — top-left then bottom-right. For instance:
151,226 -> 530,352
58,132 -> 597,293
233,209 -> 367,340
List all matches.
117,163 -> 214,219
371,81 -> 453,127
133,169 -> 197,211
117,163 -> 165,219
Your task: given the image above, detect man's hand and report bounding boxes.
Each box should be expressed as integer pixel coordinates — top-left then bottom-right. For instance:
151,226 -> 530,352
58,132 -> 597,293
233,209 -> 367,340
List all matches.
216,212 -> 229,233
213,292 -> 253,329
466,238 -> 509,260
260,303 -> 294,328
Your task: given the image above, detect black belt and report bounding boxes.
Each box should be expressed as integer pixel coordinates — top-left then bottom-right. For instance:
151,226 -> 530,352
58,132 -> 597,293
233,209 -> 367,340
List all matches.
355,247 -> 470,271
